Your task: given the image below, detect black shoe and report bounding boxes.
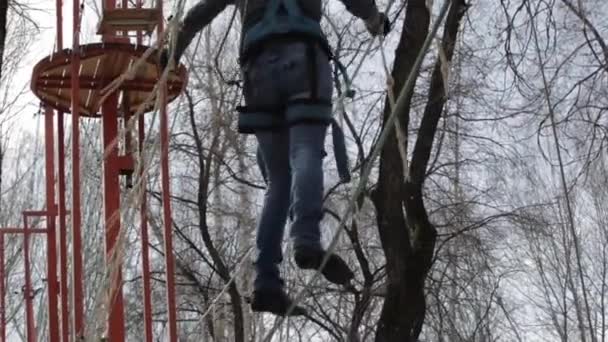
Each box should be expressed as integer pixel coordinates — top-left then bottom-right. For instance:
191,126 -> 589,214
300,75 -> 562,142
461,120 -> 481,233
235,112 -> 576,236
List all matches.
251,288 -> 307,317
294,246 -> 355,286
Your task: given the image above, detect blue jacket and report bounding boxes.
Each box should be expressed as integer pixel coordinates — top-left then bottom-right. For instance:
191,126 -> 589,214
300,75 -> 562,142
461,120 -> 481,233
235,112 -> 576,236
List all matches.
172,0 -> 381,62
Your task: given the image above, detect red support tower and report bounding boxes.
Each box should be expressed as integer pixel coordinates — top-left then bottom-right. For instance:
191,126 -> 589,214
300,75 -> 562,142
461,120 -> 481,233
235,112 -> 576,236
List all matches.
28,0 -> 187,340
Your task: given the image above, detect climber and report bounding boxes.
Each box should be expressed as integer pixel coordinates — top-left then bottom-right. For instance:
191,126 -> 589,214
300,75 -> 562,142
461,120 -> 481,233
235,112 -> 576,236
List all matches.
161,0 -> 390,316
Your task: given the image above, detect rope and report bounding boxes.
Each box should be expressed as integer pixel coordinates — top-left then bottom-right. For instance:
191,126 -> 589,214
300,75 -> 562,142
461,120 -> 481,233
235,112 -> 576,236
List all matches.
260,1 -> 453,340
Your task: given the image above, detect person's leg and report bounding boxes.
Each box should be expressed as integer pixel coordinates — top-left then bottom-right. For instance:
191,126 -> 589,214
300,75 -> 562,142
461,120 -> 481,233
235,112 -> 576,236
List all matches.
288,123 -> 354,286
253,128 -> 291,292
251,128 -> 306,316
278,41 -> 355,286
288,123 -> 327,249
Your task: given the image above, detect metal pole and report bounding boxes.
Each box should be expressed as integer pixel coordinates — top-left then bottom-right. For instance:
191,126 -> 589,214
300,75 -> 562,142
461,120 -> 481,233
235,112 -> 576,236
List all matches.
57,113 -> 70,342
56,0 -> 63,49
57,112 -> 70,342
99,1 -> 126,340
101,91 -> 125,342
22,217 -> 36,342
71,0 -> 85,337
160,76 -> 179,342
55,1 -> 70,339
136,0 -> 142,43
157,1 -> 179,339
138,114 -> 153,342
135,1 -> 153,340
44,106 -> 61,342
0,234 -> 5,342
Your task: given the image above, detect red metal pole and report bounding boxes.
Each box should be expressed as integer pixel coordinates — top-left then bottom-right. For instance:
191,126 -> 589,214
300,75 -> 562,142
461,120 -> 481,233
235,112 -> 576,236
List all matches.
0,234 -> 5,342
138,115 -> 153,342
71,0 -> 85,338
160,77 -> 179,342
55,2 -> 70,340
136,0 -> 142,43
0,229 -> 47,234
135,2 -> 152,340
57,112 -> 70,342
100,1 -> 126,340
101,91 -> 125,342
22,217 -> 36,342
56,0 -> 63,49
44,107 -> 60,342
157,1 -> 179,339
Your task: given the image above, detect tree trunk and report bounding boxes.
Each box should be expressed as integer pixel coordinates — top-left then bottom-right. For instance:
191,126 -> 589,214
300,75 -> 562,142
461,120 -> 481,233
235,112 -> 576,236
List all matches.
373,1 -> 468,341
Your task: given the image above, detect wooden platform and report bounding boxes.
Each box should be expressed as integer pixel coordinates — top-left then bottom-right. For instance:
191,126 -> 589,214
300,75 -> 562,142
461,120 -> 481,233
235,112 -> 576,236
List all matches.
31,43 -> 188,117
97,8 -> 161,35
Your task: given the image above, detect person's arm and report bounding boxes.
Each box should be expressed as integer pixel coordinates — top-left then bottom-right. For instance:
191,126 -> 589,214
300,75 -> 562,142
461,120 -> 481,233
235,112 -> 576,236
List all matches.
337,0 -> 390,36
163,0 -> 232,66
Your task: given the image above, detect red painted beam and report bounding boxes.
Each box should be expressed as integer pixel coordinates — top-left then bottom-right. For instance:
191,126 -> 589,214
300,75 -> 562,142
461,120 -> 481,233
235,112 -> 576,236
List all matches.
56,0 -> 63,51
56,111 -> 70,342
136,0 -> 143,43
0,229 -> 48,234
55,0 -> 69,339
136,1 -> 153,339
70,0 -> 85,338
23,210 -> 55,217
160,92 -> 179,342
158,1 -> 179,340
139,113 -> 153,342
102,91 -> 125,342
101,1 -> 127,340
22,217 -> 36,342
44,106 -> 60,342
36,76 -> 184,91
0,234 -> 5,342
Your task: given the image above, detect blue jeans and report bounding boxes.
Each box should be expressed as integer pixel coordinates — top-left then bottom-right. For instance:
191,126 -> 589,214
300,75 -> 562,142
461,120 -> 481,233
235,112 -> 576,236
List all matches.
241,40 -> 333,291
254,124 -> 327,290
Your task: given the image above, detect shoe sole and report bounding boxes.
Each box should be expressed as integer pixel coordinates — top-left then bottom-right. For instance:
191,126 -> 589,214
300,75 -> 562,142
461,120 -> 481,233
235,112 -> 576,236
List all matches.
251,292 -> 307,317
295,252 -> 354,286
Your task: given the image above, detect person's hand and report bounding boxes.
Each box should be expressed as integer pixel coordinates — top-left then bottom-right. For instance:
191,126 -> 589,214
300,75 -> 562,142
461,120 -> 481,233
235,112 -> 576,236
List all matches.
365,12 -> 391,37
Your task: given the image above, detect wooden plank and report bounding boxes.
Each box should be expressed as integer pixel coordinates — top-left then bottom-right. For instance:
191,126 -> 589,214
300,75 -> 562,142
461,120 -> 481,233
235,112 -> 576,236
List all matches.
97,8 -> 160,35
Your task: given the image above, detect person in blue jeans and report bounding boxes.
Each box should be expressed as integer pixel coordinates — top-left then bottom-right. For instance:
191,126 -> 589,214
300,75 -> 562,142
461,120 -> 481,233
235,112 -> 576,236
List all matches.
162,0 -> 390,316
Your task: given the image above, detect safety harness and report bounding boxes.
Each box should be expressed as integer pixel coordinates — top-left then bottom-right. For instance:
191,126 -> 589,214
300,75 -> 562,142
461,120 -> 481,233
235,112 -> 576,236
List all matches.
237,0 -> 352,183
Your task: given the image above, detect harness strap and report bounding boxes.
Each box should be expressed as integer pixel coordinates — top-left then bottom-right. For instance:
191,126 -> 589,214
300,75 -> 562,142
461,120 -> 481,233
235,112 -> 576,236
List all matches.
306,42 -> 319,100
330,118 -> 351,182
333,57 -> 356,98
